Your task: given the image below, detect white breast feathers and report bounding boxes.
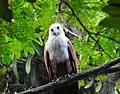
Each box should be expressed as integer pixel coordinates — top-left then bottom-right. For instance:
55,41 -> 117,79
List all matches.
45,35 -> 69,63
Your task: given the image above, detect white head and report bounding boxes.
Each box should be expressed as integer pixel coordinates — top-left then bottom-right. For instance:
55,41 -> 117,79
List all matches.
48,23 -> 65,37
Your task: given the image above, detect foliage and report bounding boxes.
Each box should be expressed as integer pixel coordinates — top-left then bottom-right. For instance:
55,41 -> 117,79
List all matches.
0,0 -> 57,64
0,0 -> 120,93
0,66 -> 7,92
99,0 -> 120,29
0,67 -> 7,77
67,0 -> 120,70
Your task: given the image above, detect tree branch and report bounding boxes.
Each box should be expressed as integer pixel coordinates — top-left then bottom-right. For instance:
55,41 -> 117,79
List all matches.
16,58 -> 120,94
97,39 -> 113,59
90,32 -> 120,44
62,1 -> 113,58
104,66 -> 120,74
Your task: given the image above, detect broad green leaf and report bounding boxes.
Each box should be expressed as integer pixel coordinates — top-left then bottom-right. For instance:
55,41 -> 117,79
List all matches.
24,45 -> 35,57
116,80 -> 120,89
11,40 -> 24,59
2,54 -> 12,64
96,75 -> 107,81
80,80 -> 85,87
29,46 -> 35,55
108,0 -> 120,4
33,42 -> 42,56
14,51 -> 21,59
37,0 -> 57,29
103,5 -> 120,16
99,17 -> 120,29
24,46 -> 29,57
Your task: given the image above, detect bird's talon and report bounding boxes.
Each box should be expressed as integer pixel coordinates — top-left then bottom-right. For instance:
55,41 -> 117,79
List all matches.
67,74 -> 71,78
56,78 -> 59,82
71,73 -> 74,75
64,75 -> 67,77
52,79 -> 56,82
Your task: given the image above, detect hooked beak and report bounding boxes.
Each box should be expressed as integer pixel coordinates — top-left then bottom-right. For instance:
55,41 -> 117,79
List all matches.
53,32 -> 57,35
53,31 -> 59,36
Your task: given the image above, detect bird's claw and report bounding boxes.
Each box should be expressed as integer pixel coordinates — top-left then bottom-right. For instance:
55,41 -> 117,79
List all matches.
52,79 -> 56,82
65,73 -> 75,78
67,74 -> 71,78
64,74 -> 71,78
52,77 -> 61,82
56,78 -> 59,82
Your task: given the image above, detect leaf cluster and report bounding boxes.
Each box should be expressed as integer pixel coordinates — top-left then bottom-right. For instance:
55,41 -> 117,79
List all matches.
0,0 -> 57,64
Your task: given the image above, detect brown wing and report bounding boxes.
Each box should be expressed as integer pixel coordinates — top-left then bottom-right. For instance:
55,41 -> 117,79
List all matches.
68,40 -> 78,73
44,48 -> 51,79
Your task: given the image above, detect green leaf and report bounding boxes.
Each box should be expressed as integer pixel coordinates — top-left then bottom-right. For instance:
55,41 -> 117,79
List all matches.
99,17 -> 120,29
96,75 -> 107,81
33,42 -> 42,56
2,54 -> 12,64
29,47 -> 35,55
24,45 -> 35,57
37,0 -> 57,29
14,51 -> 21,59
103,5 -> 120,16
24,46 -> 29,57
0,67 -> 7,76
80,80 -> 85,86
116,80 -> 120,89
108,0 -> 120,4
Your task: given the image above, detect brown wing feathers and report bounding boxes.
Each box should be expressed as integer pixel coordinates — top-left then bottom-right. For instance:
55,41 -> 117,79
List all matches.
44,48 -> 51,79
68,40 -> 78,73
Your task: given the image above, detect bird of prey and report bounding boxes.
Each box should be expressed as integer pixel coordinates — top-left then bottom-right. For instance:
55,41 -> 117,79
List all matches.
44,23 -> 79,94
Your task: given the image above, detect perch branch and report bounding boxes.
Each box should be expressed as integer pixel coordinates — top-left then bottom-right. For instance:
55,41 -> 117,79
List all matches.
104,66 -> 120,74
16,58 -> 120,94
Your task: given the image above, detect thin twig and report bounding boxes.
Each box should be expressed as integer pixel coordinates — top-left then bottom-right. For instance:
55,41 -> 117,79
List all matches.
90,32 -> 120,44
63,1 -> 113,58
97,39 -> 113,59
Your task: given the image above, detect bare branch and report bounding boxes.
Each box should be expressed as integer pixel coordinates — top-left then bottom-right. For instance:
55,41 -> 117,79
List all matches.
16,58 -> 120,94
104,66 -> 120,74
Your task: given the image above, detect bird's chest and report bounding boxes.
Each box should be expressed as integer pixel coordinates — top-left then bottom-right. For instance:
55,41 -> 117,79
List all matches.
47,37 -> 69,63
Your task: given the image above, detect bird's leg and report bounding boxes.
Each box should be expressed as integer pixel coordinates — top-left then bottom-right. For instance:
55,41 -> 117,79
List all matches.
65,60 -> 73,78
50,61 -> 57,80
66,60 -> 72,74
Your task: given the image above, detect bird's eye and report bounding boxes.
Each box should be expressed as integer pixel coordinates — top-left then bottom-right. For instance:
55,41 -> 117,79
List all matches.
57,26 -> 59,29
51,29 -> 54,32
